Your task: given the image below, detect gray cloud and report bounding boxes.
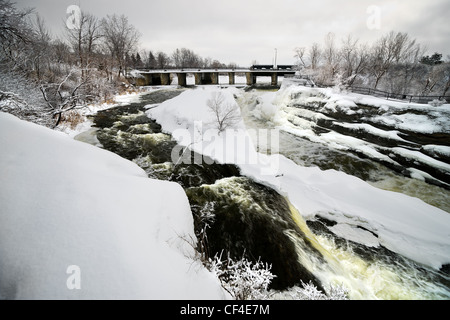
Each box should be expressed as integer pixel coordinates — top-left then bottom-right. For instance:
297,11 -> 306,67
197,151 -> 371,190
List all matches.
16,0 -> 450,65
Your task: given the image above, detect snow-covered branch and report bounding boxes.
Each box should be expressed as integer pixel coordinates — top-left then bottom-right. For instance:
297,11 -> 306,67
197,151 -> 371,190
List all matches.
39,70 -> 92,128
206,251 -> 275,300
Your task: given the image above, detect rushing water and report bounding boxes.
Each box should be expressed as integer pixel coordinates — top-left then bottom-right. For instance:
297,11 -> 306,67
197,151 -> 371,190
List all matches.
76,88 -> 450,299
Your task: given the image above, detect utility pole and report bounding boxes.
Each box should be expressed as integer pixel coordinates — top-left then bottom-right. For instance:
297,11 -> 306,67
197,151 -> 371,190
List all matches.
273,48 -> 278,69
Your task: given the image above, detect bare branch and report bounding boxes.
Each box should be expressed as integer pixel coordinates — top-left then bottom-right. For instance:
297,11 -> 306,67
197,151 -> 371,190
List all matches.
207,92 -> 241,134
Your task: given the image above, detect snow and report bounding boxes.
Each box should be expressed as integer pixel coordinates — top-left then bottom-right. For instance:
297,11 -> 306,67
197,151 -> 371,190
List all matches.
423,145 -> 450,158
371,113 -> 448,134
145,86 -> 450,270
390,147 -> 450,173
328,224 -> 380,248
333,122 -> 407,143
0,111 -> 228,300
278,79 -> 450,135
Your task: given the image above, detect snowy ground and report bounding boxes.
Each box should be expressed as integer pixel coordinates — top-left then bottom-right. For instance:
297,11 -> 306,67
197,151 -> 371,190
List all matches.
0,111 -> 228,299
146,85 -> 450,271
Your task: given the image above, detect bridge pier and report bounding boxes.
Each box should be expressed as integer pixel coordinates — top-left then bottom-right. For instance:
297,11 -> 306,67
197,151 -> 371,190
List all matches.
136,75 -> 148,86
161,73 -> 171,85
271,72 -> 278,86
228,72 -> 235,85
194,73 -> 202,85
194,72 -> 219,85
211,72 -> 219,85
177,73 -> 187,86
246,72 -> 256,85
145,74 -> 162,85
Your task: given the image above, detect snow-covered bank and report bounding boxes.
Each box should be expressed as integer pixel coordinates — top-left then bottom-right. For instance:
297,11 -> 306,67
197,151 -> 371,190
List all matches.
270,81 -> 450,186
146,86 -> 450,271
0,112 -> 227,299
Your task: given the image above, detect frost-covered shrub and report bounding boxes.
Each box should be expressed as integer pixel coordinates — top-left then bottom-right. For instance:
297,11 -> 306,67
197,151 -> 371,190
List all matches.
280,281 -> 349,300
59,110 -> 85,130
205,251 -> 349,300
428,99 -> 445,107
207,252 -> 275,300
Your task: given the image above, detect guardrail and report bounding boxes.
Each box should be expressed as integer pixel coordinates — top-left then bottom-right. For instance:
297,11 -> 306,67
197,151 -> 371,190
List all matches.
347,86 -> 449,104
287,75 -> 450,104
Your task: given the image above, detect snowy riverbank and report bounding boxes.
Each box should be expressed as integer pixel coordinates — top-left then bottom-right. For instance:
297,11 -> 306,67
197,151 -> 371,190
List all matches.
0,111 -> 228,299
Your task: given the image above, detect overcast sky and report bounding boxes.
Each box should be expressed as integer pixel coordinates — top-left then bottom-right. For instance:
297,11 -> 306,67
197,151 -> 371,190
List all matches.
15,0 -> 450,66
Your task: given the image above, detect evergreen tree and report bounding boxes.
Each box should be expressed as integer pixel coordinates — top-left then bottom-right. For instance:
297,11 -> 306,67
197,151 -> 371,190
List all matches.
135,52 -> 142,69
147,51 -> 156,69
420,53 -> 443,65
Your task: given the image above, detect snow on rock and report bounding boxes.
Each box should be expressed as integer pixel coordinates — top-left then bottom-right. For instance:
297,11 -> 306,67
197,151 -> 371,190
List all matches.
328,223 -> 380,248
0,112 -> 227,300
278,79 -> 450,135
146,86 -> 245,134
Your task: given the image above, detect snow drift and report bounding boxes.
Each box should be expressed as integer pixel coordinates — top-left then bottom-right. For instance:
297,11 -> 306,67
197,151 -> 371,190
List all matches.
0,112 -> 227,300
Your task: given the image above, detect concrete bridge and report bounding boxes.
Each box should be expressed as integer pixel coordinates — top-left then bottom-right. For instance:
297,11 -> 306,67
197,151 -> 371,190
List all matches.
133,65 -> 296,86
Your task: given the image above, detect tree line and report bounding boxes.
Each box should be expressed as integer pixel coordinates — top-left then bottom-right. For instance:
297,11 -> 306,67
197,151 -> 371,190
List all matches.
132,48 -> 236,70
0,0 -> 230,128
295,32 -> 450,97
1,0 -> 449,129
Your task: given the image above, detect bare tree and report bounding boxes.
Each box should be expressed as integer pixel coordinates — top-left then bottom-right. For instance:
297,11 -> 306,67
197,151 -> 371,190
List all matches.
386,42 -> 424,94
172,48 -> 203,69
309,42 -> 322,70
368,34 -> 392,89
322,32 -> 340,80
441,64 -> 450,97
66,11 -> 102,78
0,0 -> 35,73
101,14 -> 140,78
421,63 -> 450,96
207,92 -> 240,134
0,0 -> 33,47
294,47 -> 308,69
340,35 -> 370,87
27,14 -> 54,81
155,51 -> 171,69
39,69 -> 92,128
368,31 -> 419,89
